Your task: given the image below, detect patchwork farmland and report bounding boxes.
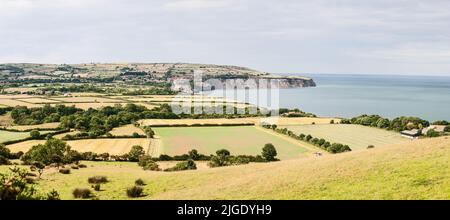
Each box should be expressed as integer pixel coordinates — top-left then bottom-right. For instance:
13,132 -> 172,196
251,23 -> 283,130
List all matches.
153,126 -> 310,160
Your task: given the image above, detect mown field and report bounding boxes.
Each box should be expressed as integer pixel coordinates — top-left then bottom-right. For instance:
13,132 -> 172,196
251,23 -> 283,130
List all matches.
153,126 -> 310,159
1,136 -> 448,200
6,138 -> 151,155
280,124 -> 407,150
0,130 -> 55,144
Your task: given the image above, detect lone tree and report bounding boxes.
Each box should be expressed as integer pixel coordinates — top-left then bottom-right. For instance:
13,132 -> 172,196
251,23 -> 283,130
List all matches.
22,139 -> 74,165
262,143 -> 278,161
128,145 -> 145,162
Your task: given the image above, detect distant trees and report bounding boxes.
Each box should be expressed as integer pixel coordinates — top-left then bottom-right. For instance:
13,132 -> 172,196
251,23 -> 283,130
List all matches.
341,114 -> 430,132
261,125 -> 352,154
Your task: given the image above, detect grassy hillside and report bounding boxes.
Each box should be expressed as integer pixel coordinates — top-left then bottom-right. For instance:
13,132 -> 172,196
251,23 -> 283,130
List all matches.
1,137 -> 449,200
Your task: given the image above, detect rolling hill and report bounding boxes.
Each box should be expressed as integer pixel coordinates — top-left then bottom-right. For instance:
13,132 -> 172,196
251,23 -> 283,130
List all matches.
8,136 -> 448,200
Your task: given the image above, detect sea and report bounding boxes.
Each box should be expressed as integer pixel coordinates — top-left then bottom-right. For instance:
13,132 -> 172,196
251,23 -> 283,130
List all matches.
205,74 -> 450,121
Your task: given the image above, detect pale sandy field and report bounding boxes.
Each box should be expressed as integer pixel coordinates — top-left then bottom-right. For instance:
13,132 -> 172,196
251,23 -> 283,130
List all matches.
7,138 -> 151,155
110,124 -> 145,136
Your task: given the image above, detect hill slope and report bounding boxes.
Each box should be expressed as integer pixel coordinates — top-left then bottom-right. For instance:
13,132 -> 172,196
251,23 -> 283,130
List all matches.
2,136 -> 448,200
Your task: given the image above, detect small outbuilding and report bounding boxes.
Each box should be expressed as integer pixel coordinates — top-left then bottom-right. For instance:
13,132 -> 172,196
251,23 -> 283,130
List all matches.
401,129 -> 421,139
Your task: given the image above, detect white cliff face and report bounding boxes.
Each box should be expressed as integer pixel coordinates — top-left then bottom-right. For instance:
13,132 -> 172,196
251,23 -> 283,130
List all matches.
171,77 -> 316,92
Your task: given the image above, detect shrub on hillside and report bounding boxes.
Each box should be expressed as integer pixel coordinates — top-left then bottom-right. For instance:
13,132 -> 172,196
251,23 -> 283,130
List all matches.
72,188 -> 92,199
208,149 -> 231,168
328,143 -> 352,154
367,145 -> 375,149
21,139 -> 78,165
59,168 -> 71,174
164,159 -> 197,172
88,176 -> 108,184
0,167 -> 59,200
126,186 -> 144,198
138,155 -> 160,171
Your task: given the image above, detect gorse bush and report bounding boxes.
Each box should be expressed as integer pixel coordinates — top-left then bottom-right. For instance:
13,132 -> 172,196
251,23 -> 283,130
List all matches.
59,168 -> 71,174
88,176 -> 108,184
126,186 -> 144,198
164,159 -> 197,172
135,179 -> 145,186
72,188 -> 92,199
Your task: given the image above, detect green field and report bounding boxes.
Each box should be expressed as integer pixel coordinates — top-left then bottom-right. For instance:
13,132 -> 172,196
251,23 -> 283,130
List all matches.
1,136 -> 448,200
154,126 -> 309,160
0,130 -> 54,144
280,124 -> 407,150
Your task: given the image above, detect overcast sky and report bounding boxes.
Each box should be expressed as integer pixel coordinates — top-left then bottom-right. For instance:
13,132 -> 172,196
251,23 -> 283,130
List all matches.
1,0 -> 450,75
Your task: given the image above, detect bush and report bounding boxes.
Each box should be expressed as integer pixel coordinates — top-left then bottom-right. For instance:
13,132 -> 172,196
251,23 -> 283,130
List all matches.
262,143 -> 278,161
208,149 -> 231,167
30,130 -> 41,139
367,145 -> 375,149
135,178 -> 145,186
71,165 -> 79,169
164,159 -> 197,172
72,188 -> 92,199
1,167 -> 60,200
93,184 -> 101,191
59,168 -> 71,174
126,186 -> 144,198
426,129 -> 440,137
127,145 -> 145,162
445,126 -> 450,132
88,176 -> 108,184
22,139 -> 74,165
78,164 -> 87,168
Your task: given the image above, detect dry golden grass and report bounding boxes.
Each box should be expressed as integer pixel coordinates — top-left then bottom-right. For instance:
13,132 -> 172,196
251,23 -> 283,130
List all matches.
2,136 -> 447,200
110,124 -> 145,136
0,99 -> 42,108
6,138 -> 151,155
0,94 -> 39,99
6,122 -> 60,131
3,87 -> 38,93
16,98 -> 61,104
139,118 -> 258,126
50,96 -> 123,103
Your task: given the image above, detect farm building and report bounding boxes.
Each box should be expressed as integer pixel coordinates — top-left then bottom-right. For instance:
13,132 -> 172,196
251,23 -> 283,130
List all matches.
401,129 -> 421,139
